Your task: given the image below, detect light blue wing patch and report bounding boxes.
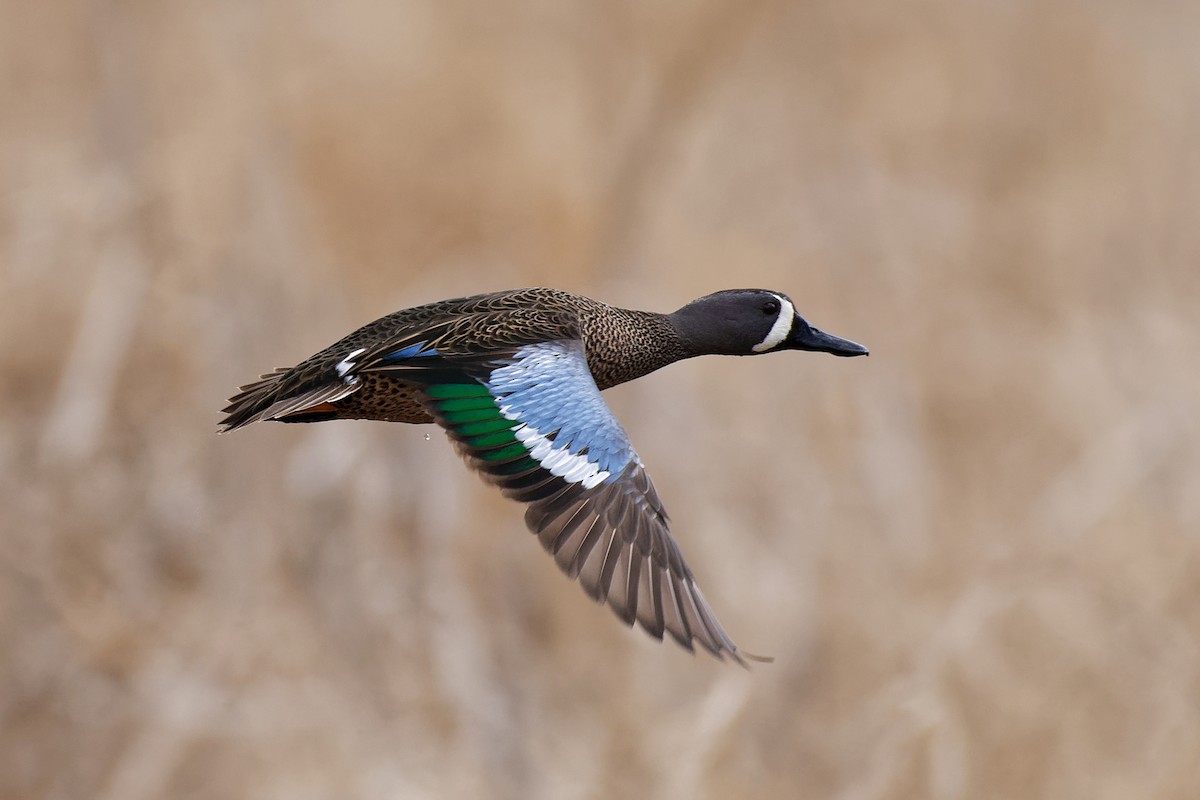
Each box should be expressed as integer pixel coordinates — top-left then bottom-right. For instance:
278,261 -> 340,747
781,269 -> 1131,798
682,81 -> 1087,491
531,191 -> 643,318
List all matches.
486,341 -> 637,488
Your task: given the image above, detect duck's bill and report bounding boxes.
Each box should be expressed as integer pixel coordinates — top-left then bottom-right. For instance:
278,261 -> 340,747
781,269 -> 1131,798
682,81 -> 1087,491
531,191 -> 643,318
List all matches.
787,323 -> 869,357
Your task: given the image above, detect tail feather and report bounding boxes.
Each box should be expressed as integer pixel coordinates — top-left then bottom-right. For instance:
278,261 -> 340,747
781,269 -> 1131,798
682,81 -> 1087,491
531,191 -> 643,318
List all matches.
218,369 -> 358,432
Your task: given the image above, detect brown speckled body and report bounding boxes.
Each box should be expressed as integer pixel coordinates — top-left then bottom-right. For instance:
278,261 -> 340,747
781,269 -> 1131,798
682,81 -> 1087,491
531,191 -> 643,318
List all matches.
331,373 -> 431,423
221,288 -> 692,430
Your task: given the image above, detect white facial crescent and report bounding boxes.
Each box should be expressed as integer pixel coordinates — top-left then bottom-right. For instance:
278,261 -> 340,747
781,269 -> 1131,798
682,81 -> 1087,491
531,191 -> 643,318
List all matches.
752,294 -> 795,353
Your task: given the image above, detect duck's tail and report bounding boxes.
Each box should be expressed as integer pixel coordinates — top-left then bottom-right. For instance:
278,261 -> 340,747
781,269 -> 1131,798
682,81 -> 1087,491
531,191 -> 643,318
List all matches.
218,368 -> 358,432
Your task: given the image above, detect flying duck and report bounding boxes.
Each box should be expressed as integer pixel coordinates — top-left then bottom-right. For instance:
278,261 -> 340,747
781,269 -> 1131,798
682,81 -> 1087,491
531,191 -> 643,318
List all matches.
221,287 -> 868,665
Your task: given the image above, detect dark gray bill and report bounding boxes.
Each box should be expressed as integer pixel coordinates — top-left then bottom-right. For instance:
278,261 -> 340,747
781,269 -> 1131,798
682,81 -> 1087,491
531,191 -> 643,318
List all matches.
787,323 -> 869,357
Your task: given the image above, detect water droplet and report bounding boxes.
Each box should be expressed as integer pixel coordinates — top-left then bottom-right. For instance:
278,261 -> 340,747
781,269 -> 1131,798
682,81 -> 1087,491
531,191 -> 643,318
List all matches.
424,433 -> 431,441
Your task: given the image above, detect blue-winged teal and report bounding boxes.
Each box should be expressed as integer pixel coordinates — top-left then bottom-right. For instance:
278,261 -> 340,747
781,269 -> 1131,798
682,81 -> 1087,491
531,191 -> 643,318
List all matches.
221,288 -> 867,665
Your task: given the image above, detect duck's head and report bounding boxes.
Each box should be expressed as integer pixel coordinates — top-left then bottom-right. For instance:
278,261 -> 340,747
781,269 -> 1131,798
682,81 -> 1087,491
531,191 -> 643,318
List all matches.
671,289 -> 869,358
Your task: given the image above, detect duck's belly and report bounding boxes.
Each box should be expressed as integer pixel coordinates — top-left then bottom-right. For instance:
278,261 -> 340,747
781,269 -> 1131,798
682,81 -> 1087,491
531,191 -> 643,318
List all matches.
323,374 -> 434,424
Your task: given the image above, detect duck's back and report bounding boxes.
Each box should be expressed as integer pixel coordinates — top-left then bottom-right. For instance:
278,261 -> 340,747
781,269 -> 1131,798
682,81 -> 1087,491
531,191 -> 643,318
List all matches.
319,287 -> 593,357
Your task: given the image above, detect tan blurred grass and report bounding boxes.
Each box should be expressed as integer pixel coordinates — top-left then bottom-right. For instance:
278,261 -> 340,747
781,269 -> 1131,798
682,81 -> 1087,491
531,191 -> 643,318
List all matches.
3,2 -> 1199,799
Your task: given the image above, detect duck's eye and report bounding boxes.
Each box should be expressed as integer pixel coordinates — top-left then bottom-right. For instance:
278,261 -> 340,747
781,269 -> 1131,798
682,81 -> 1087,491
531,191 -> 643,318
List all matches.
762,299 -> 780,315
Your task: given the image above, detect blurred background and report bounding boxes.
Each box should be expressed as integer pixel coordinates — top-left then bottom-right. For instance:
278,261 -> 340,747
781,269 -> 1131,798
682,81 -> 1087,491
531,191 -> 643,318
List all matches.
3,1 -> 1199,798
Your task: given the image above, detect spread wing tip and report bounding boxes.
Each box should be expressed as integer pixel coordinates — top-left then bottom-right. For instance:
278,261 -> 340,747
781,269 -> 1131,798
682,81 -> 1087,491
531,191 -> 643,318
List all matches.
597,559 -> 762,668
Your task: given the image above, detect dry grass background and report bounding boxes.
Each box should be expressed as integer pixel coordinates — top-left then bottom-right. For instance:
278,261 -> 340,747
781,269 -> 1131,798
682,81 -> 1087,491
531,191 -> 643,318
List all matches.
3,1 -> 1199,798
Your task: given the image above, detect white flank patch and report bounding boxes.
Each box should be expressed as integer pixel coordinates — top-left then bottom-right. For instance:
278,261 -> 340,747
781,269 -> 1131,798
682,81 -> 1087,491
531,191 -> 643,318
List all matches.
752,294 -> 795,353
335,347 -> 367,378
513,423 -> 610,489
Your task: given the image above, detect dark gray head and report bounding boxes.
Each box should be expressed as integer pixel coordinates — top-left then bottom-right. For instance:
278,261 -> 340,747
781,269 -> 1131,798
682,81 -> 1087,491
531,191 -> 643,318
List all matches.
670,289 -> 868,358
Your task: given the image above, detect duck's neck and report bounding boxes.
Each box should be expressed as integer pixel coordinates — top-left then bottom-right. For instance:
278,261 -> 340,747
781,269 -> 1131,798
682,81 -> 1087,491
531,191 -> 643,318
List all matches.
583,307 -> 692,390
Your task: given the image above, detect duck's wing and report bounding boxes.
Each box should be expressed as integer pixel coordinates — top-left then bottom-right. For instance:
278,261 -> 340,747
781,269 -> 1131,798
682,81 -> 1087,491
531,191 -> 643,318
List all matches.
372,338 -> 752,665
